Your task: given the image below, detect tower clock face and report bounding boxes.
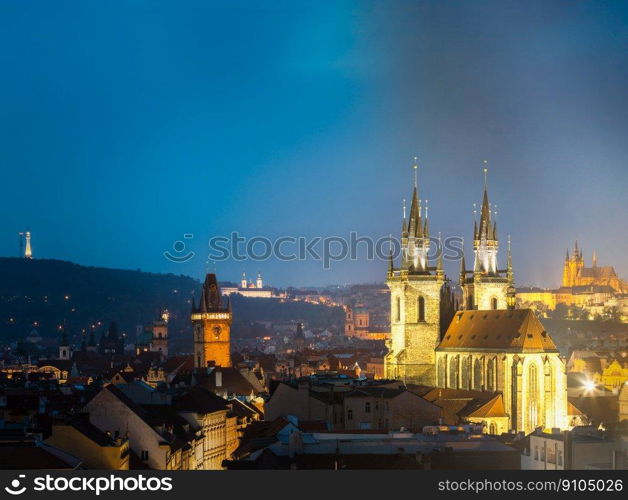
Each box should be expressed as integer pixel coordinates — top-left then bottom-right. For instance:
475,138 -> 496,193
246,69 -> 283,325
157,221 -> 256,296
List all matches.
213,326 -> 221,339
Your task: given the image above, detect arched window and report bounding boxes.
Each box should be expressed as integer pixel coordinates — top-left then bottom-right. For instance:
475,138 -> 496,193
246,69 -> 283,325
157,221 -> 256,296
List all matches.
418,296 -> 425,322
473,358 -> 483,391
487,357 -> 496,391
438,357 -> 447,387
461,356 -> 471,390
528,363 -> 539,431
395,297 -> 401,322
489,422 -> 497,435
491,297 -> 498,310
449,356 -> 459,389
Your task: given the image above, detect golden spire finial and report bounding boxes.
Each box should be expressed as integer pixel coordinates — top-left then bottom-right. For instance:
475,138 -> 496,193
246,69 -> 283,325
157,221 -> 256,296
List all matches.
402,198 -> 406,219
483,160 -> 488,188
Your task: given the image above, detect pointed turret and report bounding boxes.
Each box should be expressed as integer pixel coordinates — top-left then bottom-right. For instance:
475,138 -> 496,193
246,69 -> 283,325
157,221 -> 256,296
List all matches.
401,199 -> 408,236
507,236 -> 514,284
460,253 -> 466,284
436,236 -> 444,280
407,186 -> 422,238
198,287 -> 208,313
388,249 -> 394,274
493,221 -> 498,242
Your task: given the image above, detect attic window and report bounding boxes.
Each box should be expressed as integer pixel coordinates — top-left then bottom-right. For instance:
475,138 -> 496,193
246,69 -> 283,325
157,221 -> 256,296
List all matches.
527,334 -> 533,339
471,335 -> 476,339
457,313 -> 463,321
446,335 -> 451,340
483,335 -> 489,340
483,314 -> 487,319
458,335 -> 463,340
541,331 -> 547,337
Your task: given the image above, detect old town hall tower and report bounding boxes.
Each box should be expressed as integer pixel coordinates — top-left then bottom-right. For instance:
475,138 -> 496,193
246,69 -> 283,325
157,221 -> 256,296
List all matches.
191,274 -> 232,369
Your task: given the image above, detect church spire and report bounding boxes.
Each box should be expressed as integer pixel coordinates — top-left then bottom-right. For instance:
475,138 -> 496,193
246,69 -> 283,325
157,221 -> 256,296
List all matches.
507,235 -> 514,284
401,198 -> 407,236
478,167 -> 491,240
436,233 -> 443,279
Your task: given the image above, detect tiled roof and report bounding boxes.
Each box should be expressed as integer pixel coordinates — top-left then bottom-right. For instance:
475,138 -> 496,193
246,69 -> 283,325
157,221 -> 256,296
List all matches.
174,386 -> 228,414
466,394 -> 508,418
437,309 -> 557,352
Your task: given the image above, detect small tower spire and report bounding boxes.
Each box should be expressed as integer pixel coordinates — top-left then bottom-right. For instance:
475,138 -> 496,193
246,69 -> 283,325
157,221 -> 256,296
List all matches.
507,235 -> 514,284
401,199 -> 407,236
413,157 -> 418,189
436,232 -> 444,279
24,229 -> 33,259
592,250 -> 597,267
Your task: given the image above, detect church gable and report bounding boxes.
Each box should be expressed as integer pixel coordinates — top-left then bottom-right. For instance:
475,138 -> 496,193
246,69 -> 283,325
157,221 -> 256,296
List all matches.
437,309 -> 557,352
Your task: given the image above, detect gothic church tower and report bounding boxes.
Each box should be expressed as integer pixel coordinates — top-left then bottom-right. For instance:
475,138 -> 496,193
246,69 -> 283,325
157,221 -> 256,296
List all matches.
385,161 -> 455,385
460,168 -> 514,310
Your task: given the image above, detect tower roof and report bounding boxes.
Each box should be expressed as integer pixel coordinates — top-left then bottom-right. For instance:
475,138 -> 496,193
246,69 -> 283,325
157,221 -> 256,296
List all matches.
194,273 -> 228,313
407,186 -> 422,238
477,186 -> 492,240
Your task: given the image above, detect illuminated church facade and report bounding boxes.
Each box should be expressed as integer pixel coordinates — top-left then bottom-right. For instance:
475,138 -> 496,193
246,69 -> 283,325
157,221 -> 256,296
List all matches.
385,163 -> 569,434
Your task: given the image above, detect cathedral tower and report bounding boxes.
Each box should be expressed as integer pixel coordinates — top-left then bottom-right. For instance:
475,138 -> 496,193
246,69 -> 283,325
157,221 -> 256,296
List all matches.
460,167 -> 513,310
562,241 -> 584,287
191,273 -> 232,370
385,160 -> 455,385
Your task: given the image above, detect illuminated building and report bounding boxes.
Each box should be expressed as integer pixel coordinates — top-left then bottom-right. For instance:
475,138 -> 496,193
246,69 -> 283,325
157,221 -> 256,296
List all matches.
459,166 -> 514,311
191,273 -> 232,369
385,164 -> 569,433
518,243 -> 626,316
221,271 -> 273,298
384,160 -> 456,385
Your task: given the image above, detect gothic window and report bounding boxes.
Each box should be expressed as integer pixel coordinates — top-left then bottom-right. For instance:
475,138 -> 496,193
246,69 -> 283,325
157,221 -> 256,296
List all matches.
438,356 -> 447,387
528,363 -> 539,431
365,402 -> 370,413
448,356 -> 459,389
461,356 -> 471,390
487,357 -> 496,391
489,423 -> 497,435
491,297 -> 498,310
417,296 -> 425,322
396,297 -> 401,322
473,358 -> 482,391
347,409 -> 353,421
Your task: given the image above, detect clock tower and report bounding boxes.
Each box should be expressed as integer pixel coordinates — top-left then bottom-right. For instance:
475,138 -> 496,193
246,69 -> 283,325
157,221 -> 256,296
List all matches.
191,273 -> 232,369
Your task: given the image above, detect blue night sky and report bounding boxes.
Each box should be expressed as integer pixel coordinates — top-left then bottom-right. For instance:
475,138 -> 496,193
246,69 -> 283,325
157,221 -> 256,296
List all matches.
1,0 -> 627,287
